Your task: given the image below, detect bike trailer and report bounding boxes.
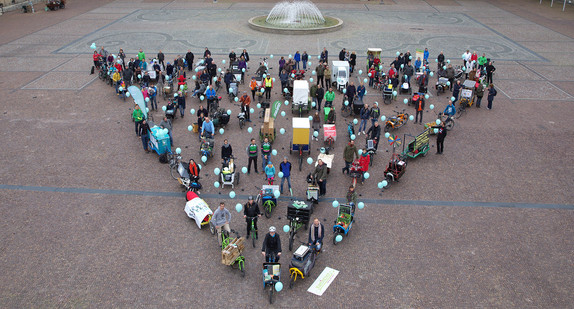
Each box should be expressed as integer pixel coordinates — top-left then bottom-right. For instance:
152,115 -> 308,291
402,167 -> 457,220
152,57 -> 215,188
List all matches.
323,124 -> 337,141
291,245 -> 315,275
287,201 -> 313,223
184,192 -> 213,229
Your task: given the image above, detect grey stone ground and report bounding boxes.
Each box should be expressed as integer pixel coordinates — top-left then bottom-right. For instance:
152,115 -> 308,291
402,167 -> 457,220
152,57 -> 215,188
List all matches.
1,0 -> 574,307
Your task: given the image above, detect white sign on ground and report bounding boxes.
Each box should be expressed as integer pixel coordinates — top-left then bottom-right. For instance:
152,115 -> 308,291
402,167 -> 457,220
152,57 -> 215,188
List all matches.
307,267 -> 339,296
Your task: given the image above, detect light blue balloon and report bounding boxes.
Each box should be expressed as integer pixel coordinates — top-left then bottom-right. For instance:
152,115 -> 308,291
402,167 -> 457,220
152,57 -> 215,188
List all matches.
270,54 -> 274,59
226,109 -> 231,115
344,100 -> 349,106
280,128 -> 285,135
200,95 -> 205,101
434,128 -> 439,134
90,43 -> 96,50
261,88 -> 265,93
358,202 -> 365,209
343,89 -> 347,94
222,59 -> 226,64
443,66 -> 447,70
353,119 -> 358,125
234,97 -> 239,102
436,119 -> 441,125
247,127 -> 253,133
263,74 -> 267,78
198,163 -> 202,170
425,94 -> 430,100
312,70 -> 316,76
126,92 -> 131,97
358,149 -> 363,156
381,115 -> 386,121
351,134 -> 356,141
250,108 -> 255,114
188,125 -> 193,132
312,102 -> 316,107
190,108 -> 196,115
192,75 -> 197,80
317,55 -> 321,60
288,54 -> 292,59
275,282 -> 283,292
332,200 -> 339,208
409,115 -> 414,121
162,106 -> 167,111
368,73 -> 372,77
218,68 -> 222,73
335,234 -> 343,242
235,203 -> 243,213
447,59 -> 451,64
145,97 -> 150,103
320,147 -> 326,154
392,91 -> 397,96
201,156 -> 207,163
451,97 -> 455,102
281,110 -> 286,117
214,168 -> 220,175
284,88 -> 289,93
396,51 -> 400,56
118,86 -> 123,92
363,78 -> 368,83
403,98 -> 408,104
278,172 -> 284,178
214,181 -> 220,188
429,72 -> 434,77
291,73 -> 295,78
284,100 -> 289,106
384,132 -> 390,138
274,190 -> 280,198
378,182 -> 384,189
307,157 -> 313,165
242,167 -> 248,174
283,225 -> 290,233
313,131 -> 319,137
242,68 -> 246,73
229,88 -> 233,93
176,148 -> 181,154
229,191 -> 236,199
308,62 -> 312,66
400,64 -> 404,69
272,149 -> 278,156
429,104 -> 434,110
364,172 -> 370,179
310,78 -> 314,83
308,116 -> 313,121
219,128 -> 225,135
446,81 -> 451,86
257,103 -> 261,109
359,70 -> 363,75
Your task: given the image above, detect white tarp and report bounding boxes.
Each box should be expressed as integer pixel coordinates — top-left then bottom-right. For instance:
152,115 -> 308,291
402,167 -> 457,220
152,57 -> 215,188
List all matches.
128,86 -> 147,119
307,267 -> 339,296
315,153 -> 334,169
293,80 -> 309,105
184,197 -> 213,229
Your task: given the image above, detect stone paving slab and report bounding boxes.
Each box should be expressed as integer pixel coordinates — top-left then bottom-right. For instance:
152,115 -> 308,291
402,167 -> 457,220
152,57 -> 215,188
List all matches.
496,79 -> 573,100
5,34 -> 84,46
0,56 -> 70,72
494,63 -> 545,81
51,54 -> 94,72
0,71 -> 45,91
524,64 -> 574,81
22,71 -> 97,90
551,81 -> 574,97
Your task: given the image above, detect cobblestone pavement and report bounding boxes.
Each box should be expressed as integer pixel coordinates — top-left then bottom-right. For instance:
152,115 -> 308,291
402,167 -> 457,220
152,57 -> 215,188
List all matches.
1,0 -> 573,307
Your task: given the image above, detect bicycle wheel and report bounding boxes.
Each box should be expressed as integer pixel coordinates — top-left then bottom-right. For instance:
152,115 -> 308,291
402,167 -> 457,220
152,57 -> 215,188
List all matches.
170,165 -> 179,180
269,287 -> 274,304
289,229 -> 294,251
209,222 -> 216,235
239,119 -> 245,129
445,118 -> 455,130
455,107 -> 465,119
264,200 -> 275,218
341,107 -> 351,118
298,156 -> 303,171
333,232 -> 342,245
252,228 -> 256,248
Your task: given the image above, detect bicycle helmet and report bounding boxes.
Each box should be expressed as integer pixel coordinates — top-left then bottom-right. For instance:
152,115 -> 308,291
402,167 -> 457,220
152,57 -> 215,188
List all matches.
248,195 -> 253,200
269,226 -> 276,232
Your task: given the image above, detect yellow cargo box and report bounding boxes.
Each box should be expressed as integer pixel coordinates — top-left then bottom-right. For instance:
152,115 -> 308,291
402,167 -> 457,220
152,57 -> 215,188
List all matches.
292,117 -> 310,145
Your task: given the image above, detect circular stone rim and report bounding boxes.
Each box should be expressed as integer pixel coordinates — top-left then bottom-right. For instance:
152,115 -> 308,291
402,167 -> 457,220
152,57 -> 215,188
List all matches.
248,16 -> 343,35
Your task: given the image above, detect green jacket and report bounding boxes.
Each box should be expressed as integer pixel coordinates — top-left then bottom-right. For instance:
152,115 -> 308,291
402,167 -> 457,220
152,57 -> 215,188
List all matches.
138,51 -> 146,61
324,91 -> 335,102
310,84 -> 317,98
247,143 -> 258,157
478,56 -> 487,66
313,163 -> 328,181
316,65 -> 325,76
132,109 -> 144,122
346,190 -> 357,205
343,144 -> 358,163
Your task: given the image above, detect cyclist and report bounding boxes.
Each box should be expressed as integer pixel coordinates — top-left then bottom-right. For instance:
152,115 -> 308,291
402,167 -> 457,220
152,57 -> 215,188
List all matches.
243,196 -> 261,239
261,226 -> 282,262
346,185 -> 357,207
308,218 -> 324,252
443,101 -> 456,117
212,202 -> 231,246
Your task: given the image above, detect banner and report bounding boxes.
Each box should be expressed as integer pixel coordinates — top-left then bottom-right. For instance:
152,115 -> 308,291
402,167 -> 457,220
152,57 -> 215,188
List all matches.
307,267 -> 339,296
271,100 -> 282,119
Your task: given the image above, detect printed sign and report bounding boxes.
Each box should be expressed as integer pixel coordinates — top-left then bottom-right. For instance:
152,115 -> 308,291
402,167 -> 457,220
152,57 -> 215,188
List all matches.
307,267 -> 339,296
271,100 -> 282,119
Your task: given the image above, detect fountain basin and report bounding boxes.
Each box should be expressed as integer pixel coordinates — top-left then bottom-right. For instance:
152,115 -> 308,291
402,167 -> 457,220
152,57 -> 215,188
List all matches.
248,15 -> 343,35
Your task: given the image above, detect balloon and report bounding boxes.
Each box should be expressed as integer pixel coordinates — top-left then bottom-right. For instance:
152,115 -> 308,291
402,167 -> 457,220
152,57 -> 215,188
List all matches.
378,182 -> 384,189
307,157 -> 313,165
359,70 -> 363,75
364,172 -> 370,179
188,125 -> 193,131
283,225 -> 290,233
358,202 -> 365,209
320,147 -> 326,154
351,134 -> 356,141
403,98 -> 408,104
229,191 -> 236,199
90,43 -> 96,50
234,97 -> 239,102
451,96 -> 455,102
218,68 -> 222,73
384,132 -> 390,138
214,168 -> 220,175
247,127 -> 253,133
312,102 -> 316,107
272,78 -> 275,83
434,128 -> 439,134
192,75 -> 197,80
227,109 -> 232,115
250,108 -> 255,114
400,64 -> 404,69
176,148 -> 181,154
312,70 -> 316,76
214,181 -> 220,188
446,81 -> 451,86
308,61 -> 312,67
229,88 -> 233,94
353,118 -> 358,125
278,172 -> 284,178
242,68 -> 245,72
281,111 -> 286,117
280,128 -> 285,135
447,59 -> 451,64
425,94 -> 430,100
409,115 -> 414,121
310,78 -> 314,83
198,163 -> 202,170
343,89 -> 347,94
363,78 -> 368,83
429,72 -> 434,77
409,56 -> 413,60
126,92 -> 131,97
291,73 -> 295,78
436,119 -> 441,125
429,104 -> 434,110
392,91 -> 397,96
257,103 -> 262,109
382,180 -> 388,187
344,100 -> 349,106
396,51 -> 400,56
308,116 -> 313,121
180,85 -> 185,91
166,76 -> 170,81
284,88 -> 288,93
443,66 -> 447,70
222,59 -> 226,64
332,200 -> 339,208
313,131 -> 319,137
435,59 -> 438,62
162,106 -> 167,111
358,149 -> 363,156
368,73 -> 372,77
317,55 -> 321,60
288,54 -> 292,59
242,167 -> 248,174
270,54 -> 274,59
284,100 -> 289,106
118,86 -> 123,92
263,74 -> 267,78
272,149 -> 278,156
274,190 -> 280,198
200,95 -> 205,101
335,234 -> 343,242
145,97 -> 150,103
275,282 -> 283,292
235,203 -> 243,213
219,128 -> 224,135
138,74 -> 142,79
201,156 -> 207,162
379,65 -> 383,71
381,115 -> 386,121
146,108 -> 149,113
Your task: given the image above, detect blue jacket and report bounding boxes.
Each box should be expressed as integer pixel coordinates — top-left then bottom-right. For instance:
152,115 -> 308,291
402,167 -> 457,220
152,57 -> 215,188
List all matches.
202,120 -> 214,135
294,53 -> 301,62
357,85 -> 366,99
423,50 -> 429,61
205,88 -> 216,99
444,104 -> 456,116
280,161 -> 291,178
360,107 -> 370,119
265,165 -> 276,178
414,59 -> 421,70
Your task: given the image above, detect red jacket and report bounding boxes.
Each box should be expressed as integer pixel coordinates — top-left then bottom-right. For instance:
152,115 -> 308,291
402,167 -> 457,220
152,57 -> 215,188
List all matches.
359,155 -> 370,172
93,53 -> 101,61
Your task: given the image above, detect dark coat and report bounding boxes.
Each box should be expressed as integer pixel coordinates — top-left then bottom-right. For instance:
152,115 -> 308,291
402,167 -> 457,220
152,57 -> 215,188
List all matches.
262,233 -> 282,254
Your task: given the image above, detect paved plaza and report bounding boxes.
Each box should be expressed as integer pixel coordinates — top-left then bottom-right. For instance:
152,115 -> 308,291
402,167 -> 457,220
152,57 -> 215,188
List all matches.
1,0 -> 573,307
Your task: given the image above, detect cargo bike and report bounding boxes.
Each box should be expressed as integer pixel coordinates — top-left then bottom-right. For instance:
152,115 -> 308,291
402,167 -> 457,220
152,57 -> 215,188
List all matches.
263,255 -> 282,304
286,201 -> 313,251
256,185 -> 279,218
290,117 -> 311,171
401,129 -> 430,161
219,229 -> 246,277
288,243 -> 319,289
332,203 -> 355,245
456,79 -> 476,119
291,80 -> 311,117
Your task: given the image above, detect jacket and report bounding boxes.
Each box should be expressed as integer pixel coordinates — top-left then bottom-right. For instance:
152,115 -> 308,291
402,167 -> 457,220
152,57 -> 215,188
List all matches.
312,163 -> 328,181
201,120 -> 214,135
262,233 -> 282,254
244,201 -> 261,218
475,84 -> 485,98
360,107 -> 370,120
343,144 -> 358,162
132,109 -> 144,122
415,98 -> 425,112
221,144 -> 233,159
308,223 -> 324,244
488,87 -> 497,100
316,65 -> 325,76
205,88 -> 216,99
437,126 -> 447,142
357,85 -> 366,99
310,85 -> 317,98
280,161 -> 291,178
346,85 -> 356,98
294,53 -> 301,62
212,208 -> 231,226
324,91 -> 335,102
327,108 -> 336,123
359,154 -> 370,172
316,87 -> 325,100
250,79 -> 258,90
159,119 -> 172,132
367,124 -> 381,141
265,165 -> 276,178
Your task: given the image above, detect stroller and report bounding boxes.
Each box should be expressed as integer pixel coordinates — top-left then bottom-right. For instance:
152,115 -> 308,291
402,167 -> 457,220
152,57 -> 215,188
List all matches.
220,157 -> 240,188
228,82 -> 238,102
306,173 -> 320,204
382,83 -> 394,105
199,136 -> 215,159
212,108 -> 230,128
165,100 -> 178,120
435,77 -> 449,96
399,76 -> 411,95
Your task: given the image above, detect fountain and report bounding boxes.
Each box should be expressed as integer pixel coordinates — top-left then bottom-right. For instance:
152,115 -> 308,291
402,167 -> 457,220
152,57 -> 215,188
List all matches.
248,0 -> 343,34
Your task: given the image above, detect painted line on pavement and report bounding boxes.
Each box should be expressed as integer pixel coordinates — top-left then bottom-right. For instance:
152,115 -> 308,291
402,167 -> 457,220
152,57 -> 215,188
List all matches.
1,184 -> 572,210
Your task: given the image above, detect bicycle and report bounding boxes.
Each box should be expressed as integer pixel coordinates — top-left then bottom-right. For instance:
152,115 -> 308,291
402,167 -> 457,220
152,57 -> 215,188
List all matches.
288,216 -> 308,251
246,216 -> 258,248
438,112 -> 455,130
454,102 -> 467,119
168,152 -> 183,180
218,228 -> 246,277
256,186 -> 278,218
289,243 -> 319,289
341,98 -> 352,118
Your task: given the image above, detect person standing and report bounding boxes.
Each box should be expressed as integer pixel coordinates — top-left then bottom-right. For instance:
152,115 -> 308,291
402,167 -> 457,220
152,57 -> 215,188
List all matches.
261,137 -> 272,173
324,65 -> 332,89
157,50 -> 165,67
221,139 -> 233,164
250,77 -> 257,100
177,92 -> 186,118
264,75 -> 273,100
302,51 -> 308,70
148,86 -> 157,111
246,138 -> 259,174
462,50 -> 471,68
357,82 -> 366,103
487,84 -> 497,110
244,196 -> 261,239
370,102 -> 380,127
132,105 -> 144,136
349,51 -> 357,74
265,161 -> 276,184
452,80 -> 462,103
423,47 -> 429,64
446,64 -> 455,91
201,117 -> 215,139
239,91 -> 251,122
312,159 -> 328,197
294,51 -> 301,70
261,226 -> 282,262
139,119 -> 150,153
308,218 -> 324,252
436,122 -> 447,154
486,61 -> 496,85
279,56 -> 286,73
358,151 -> 370,185
316,63 -> 325,88
279,157 -> 292,194
346,82 -> 356,107
366,121 -> 381,149
342,140 -> 358,174
213,202 -> 232,246
358,104 -> 370,135
316,84 -> 325,111
475,83 -> 484,108
312,111 -> 321,141
320,48 -> 328,63
477,53 -> 487,72
228,50 -> 237,64
240,49 -> 250,63
185,50 -> 194,71
414,95 -> 425,124
324,87 -> 335,109
137,48 -> 145,62
159,116 -> 174,146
